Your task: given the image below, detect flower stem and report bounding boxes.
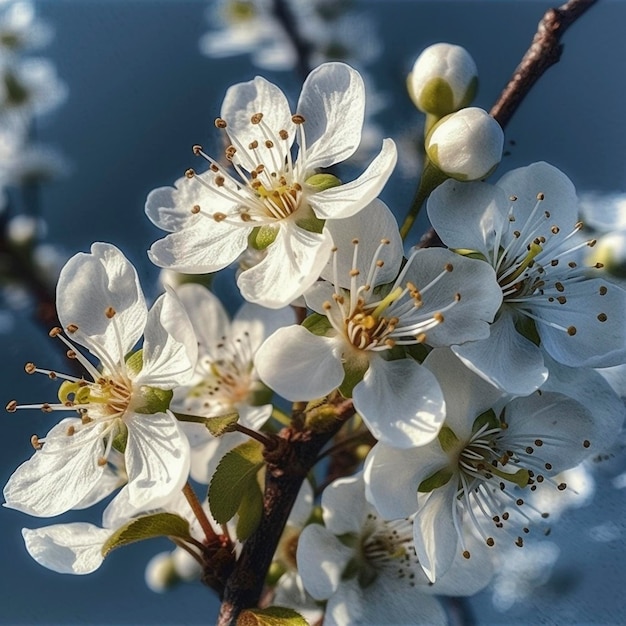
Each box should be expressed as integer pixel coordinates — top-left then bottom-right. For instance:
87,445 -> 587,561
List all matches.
181,482 -> 219,545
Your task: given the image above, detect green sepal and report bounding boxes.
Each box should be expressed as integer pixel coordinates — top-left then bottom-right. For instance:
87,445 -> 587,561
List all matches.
305,172 -> 342,192
208,440 -> 265,524
125,348 -> 144,376
404,342 -> 430,364
460,75 -> 479,109
416,77 -> 455,117
111,422 -> 128,454
514,315 -> 541,346
235,477 -> 264,541
437,425 -> 459,454
451,248 -> 488,262
418,467 -> 454,493
125,349 -> 173,414
249,225 -> 279,250
338,356 -> 369,398
301,312 -> 333,337
204,412 -> 240,437
236,606 -> 309,626
471,408 -> 499,434
295,212 -> 325,234
101,512 -> 192,557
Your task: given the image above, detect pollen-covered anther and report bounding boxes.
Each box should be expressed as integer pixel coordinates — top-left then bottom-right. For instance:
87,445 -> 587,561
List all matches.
24,362 -> 36,374
6,400 -> 17,412
599,285 -> 608,296
248,140 -> 258,150
105,306 -> 116,319
583,439 -> 591,448
265,140 -> 274,149
250,112 -> 263,124
191,205 -> 201,215
515,537 -> 524,547
415,333 -> 427,343
433,312 -> 444,324
486,537 -> 495,547
214,117 -> 227,129
588,239 -> 597,247
66,425 -> 75,436
557,482 -> 567,491
30,434 -> 42,449
536,192 -> 545,201
192,144 -> 203,155
185,168 -> 195,179
444,263 -> 454,272
291,114 -> 305,124
597,313 -> 608,322
279,129 -> 289,140
49,326 -> 63,337
97,456 -> 108,467
213,212 -> 227,222
462,550 -> 471,559
567,326 -> 577,336
41,403 -> 52,413
215,175 -> 226,187
66,350 -> 77,359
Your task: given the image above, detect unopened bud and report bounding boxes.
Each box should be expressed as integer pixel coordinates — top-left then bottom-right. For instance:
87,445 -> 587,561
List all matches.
426,107 -> 503,181
408,43 -> 478,116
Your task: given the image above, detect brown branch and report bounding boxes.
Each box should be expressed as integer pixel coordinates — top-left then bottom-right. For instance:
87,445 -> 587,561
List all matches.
490,0 -> 598,127
216,397 -> 356,626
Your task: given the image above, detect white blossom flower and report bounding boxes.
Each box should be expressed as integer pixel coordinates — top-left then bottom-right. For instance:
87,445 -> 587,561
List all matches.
425,107 -> 503,181
4,243 -> 197,516
297,473 -> 492,626
407,43 -> 478,116
0,1 -> 52,53
365,348 -> 621,582
146,62 -> 397,308
171,283 -> 293,484
428,161 -> 626,394
255,199 -> 501,448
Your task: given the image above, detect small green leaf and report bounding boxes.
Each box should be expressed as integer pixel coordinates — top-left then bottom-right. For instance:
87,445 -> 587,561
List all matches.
237,606 -> 309,626
472,408 -> 499,434
249,225 -> 279,250
208,440 -> 265,524
418,467 -> 454,493
101,513 -> 192,557
305,172 -> 342,192
204,412 -> 240,437
338,357 -> 369,398
301,312 -> 332,337
235,478 -> 264,541
437,425 -> 460,454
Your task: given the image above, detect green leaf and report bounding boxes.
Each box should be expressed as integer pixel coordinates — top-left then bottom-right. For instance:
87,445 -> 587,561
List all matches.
208,440 -> 265,524
418,467 -> 454,493
235,478 -> 264,541
237,606 -> 309,626
301,312 -> 332,337
101,513 -> 192,557
437,425 -> 459,454
204,412 -> 240,437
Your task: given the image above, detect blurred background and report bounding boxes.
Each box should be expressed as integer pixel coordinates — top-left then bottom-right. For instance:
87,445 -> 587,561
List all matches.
1,0 -> 626,623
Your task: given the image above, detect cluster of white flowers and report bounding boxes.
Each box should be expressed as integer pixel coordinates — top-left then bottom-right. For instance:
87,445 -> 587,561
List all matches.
4,34 -> 626,626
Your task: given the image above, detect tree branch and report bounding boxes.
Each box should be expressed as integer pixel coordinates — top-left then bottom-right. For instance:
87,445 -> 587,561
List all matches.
490,0 -> 598,127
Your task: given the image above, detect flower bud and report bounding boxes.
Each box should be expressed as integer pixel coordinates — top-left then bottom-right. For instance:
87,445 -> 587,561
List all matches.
588,231 -> 626,278
145,552 -> 178,593
426,107 -> 503,181
408,43 -> 478,116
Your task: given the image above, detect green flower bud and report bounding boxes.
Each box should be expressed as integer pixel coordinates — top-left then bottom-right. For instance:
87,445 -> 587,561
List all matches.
408,43 -> 478,116
426,107 -> 503,181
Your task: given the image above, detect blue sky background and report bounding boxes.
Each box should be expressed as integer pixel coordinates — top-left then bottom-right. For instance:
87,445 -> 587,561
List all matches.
1,1 -> 626,624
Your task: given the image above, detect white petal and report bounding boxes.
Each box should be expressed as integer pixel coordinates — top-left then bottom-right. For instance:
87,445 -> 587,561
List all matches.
148,218 -> 250,273
321,474 -> 367,536
364,442 -> 447,520
254,326 -> 344,401
543,355 -> 625,452
231,300 -> 295,351
452,309 -> 548,395
220,75 -> 295,173
353,357 -> 445,448
324,577 -> 447,626
308,138 -> 397,220
322,198 -> 403,289
297,62 -> 365,171
3,420 -> 108,517
402,248 -> 502,346
22,524 -> 110,574
175,283 -> 231,351
427,178 -> 509,259
536,278 -> 626,368
136,292 -> 197,389
288,479 -> 314,529
124,411 -> 190,510
297,523 -> 352,600
423,348 -> 505,441
503,392 -> 595,473
237,225 -> 333,308
413,479 -> 459,582
57,243 -> 147,363
496,162 -> 578,229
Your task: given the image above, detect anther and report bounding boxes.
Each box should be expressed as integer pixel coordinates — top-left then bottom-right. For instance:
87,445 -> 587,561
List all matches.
191,205 -> 201,215
486,537 -> 495,547
97,456 -> 108,467
444,263 -> 454,272
536,192 -> 545,201
291,114 -> 305,124
250,112 -> 263,124
213,212 -> 227,222
30,434 -> 42,449
525,446 -> 534,454
502,512 -> 510,521
215,175 -> 225,187
279,129 -> 289,140
523,527 -> 530,534
6,400 -> 17,412
556,296 -> 566,304
515,537 -> 524,547
265,140 -> 274,149
599,286 -> 608,296
510,195 -> 518,202
66,425 -> 75,436
24,362 -> 36,374
555,282 -> 565,292
49,326 -> 63,337
544,463 -> 552,470
214,118 -> 227,128
433,312 -> 444,323
534,439 -> 543,447
248,140 -> 258,150
462,550 -> 471,559
41,403 -> 52,413
567,326 -> 577,336
105,306 -> 116,319
583,440 -> 591,448
66,350 -> 77,359
185,168 -> 195,179
597,313 -> 607,322
557,483 -> 567,491
192,144 -> 202,155
516,498 -> 524,506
